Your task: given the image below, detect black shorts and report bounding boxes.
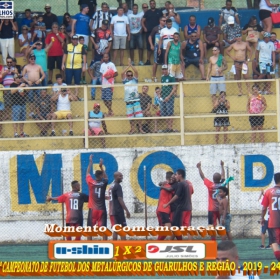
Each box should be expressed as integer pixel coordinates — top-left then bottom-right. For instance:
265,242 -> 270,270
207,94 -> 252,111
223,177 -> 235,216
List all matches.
3,91 -> 12,107
172,208 -> 183,227
47,56 -> 63,70
184,57 -> 200,68
249,115 -> 264,127
259,9 -> 272,21
87,209 -> 93,226
205,43 -> 216,50
214,117 -> 230,127
157,211 -> 171,225
208,211 -> 220,226
145,31 -> 152,51
110,211 -> 127,227
269,228 -> 280,244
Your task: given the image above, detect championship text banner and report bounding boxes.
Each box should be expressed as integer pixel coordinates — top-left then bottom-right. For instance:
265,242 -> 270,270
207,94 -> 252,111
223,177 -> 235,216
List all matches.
48,240 -> 217,260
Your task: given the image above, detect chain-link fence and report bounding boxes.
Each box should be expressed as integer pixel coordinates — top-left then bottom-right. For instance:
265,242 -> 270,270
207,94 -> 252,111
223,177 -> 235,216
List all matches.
2,158 -> 265,242
0,79 -> 278,151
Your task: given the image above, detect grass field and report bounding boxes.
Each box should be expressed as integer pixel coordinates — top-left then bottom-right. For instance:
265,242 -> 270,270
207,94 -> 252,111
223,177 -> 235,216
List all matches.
0,238 -> 279,279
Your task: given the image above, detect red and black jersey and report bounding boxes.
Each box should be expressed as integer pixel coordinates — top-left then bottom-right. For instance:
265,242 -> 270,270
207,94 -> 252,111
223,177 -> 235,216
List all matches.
204,178 -> 225,211
86,174 -> 108,210
157,184 -> 173,214
262,186 -> 280,228
57,191 -> 88,224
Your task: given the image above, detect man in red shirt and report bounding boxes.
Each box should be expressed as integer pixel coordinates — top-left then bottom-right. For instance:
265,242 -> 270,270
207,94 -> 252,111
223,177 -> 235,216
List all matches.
163,169 -> 193,240
46,180 -> 88,240
45,22 -> 65,84
261,172 -> 280,261
196,160 -> 225,239
86,154 -> 108,240
156,171 -> 173,240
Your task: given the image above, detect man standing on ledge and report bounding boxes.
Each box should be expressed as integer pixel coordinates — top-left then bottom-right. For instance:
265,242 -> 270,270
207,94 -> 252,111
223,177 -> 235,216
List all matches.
225,33 -> 252,96
109,172 -> 131,240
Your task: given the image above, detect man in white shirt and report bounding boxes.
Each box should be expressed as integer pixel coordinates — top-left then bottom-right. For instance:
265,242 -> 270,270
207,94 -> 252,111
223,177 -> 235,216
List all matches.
100,53 -> 118,116
128,4 -> 144,66
90,2 -> 113,32
256,32 -> 275,94
110,6 -> 130,66
52,74 -> 67,93
121,59 -> 145,134
216,241 -> 259,279
157,18 -> 177,60
49,88 -> 78,136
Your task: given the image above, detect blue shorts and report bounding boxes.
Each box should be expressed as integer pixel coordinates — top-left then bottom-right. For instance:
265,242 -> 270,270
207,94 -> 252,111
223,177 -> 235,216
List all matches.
101,88 -> 113,101
261,219 -> 269,234
129,32 -> 143,49
126,101 -> 143,118
12,105 -> 26,121
160,98 -> 174,116
224,213 -> 232,232
0,101 -> 4,110
28,84 -> 41,103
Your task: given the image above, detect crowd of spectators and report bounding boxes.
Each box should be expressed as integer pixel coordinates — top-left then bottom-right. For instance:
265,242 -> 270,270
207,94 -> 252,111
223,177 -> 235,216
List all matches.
0,0 -> 278,138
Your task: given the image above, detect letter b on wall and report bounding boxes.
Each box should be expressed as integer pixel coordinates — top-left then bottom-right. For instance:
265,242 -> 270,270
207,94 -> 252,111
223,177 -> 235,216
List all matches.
243,155 -> 274,188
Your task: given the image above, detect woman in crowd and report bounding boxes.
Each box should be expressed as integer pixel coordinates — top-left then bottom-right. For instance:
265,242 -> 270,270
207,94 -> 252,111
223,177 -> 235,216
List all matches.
259,0 -> 279,33
63,13 -> 73,43
18,25 -> 31,57
247,84 -> 267,143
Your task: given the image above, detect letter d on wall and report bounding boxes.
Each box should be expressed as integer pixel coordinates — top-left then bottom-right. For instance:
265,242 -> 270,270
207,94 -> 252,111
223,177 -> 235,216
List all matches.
242,155 -> 274,190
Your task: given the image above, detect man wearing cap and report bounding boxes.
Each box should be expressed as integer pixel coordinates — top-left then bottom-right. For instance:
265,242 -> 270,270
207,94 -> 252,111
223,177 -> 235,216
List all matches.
87,103 -> 108,148
226,33 -> 252,96
221,15 -> 241,54
219,0 -> 239,27
110,6 -> 130,66
50,88 -> 78,136
22,53 -> 46,115
90,2 -> 113,32
203,17 -> 222,61
160,64 -> 176,133
10,74 -> 28,137
79,0 -> 97,18
43,4 -> 58,33
128,4 -> 144,66
62,35 -> 87,96
90,19 -> 112,61
45,22 -> 65,84
72,4 -> 91,46
256,32 -> 275,94
27,40 -> 53,86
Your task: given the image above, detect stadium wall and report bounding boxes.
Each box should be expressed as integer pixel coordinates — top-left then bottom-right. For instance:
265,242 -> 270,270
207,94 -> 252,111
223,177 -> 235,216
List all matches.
1,144 -> 278,242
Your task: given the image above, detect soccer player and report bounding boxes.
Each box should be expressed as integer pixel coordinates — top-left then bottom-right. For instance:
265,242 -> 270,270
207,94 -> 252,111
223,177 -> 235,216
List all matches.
218,186 -> 232,241
157,171 -> 174,240
261,172 -> 280,261
86,154 -> 108,240
196,160 -> 225,239
163,169 -> 192,240
108,171 -> 131,240
46,180 -> 88,240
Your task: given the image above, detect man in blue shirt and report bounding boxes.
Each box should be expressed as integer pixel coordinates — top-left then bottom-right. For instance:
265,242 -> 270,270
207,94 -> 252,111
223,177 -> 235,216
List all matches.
21,9 -> 32,29
71,4 -> 91,46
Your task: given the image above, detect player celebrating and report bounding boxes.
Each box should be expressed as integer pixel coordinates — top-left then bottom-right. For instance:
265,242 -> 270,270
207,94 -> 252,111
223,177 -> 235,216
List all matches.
46,180 -> 88,240
261,172 -> 280,262
109,171 -> 131,240
86,154 -> 108,240
163,169 -> 192,240
156,171 -> 174,240
197,160 -> 225,239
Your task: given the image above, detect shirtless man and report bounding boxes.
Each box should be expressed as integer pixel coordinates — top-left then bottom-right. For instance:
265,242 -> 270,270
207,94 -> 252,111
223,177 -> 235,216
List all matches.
225,33 -> 252,96
22,53 -> 45,114
206,46 -> 228,104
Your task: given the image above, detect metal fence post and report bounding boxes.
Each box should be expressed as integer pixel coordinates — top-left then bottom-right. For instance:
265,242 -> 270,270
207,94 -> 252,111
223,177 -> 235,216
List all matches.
84,85 -> 89,149
144,165 -> 147,239
66,0 -> 69,13
61,168 -> 65,240
276,78 -> 280,142
179,82 -> 185,146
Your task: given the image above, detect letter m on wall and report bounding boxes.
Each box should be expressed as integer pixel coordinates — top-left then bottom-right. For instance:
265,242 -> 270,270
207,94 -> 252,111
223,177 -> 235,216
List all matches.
10,154 -> 62,211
